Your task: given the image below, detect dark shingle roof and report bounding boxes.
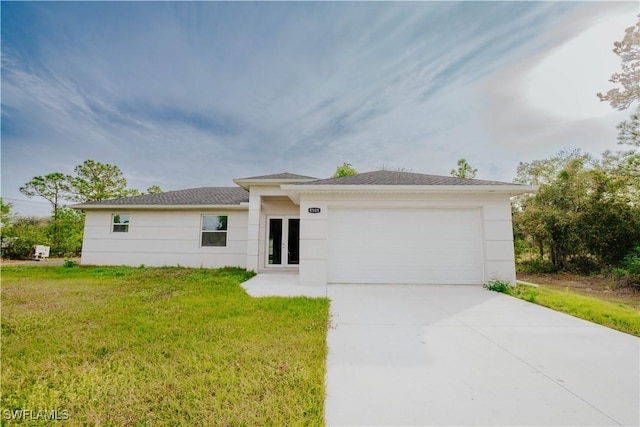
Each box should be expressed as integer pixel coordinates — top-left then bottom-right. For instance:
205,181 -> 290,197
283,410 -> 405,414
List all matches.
238,172 -> 318,180
74,171 -> 523,209
299,171 -> 515,186
76,187 -> 249,207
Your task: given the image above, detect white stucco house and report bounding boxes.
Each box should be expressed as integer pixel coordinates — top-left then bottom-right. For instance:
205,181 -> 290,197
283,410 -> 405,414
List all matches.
73,171 -> 536,286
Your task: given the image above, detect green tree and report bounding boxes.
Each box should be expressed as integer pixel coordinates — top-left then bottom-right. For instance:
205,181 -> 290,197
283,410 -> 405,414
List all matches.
609,107 -> 640,200
596,18 -> 640,192
616,107 -> 640,147
332,162 -> 357,178
597,16 -> 640,110
600,149 -> 640,202
515,149 -> 590,186
146,185 -> 163,195
514,150 -> 640,270
529,159 -> 589,269
1,198 -> 14,252
580,192 -> 640,266
1,197 -> 12,227
591,15 -> 640,270
19,172 -> 70,247
594,17 -> 640,203
67,160 -> 139,202
49,207 -> 84,257
19,173 -> 69,216
450,159 -> 477,179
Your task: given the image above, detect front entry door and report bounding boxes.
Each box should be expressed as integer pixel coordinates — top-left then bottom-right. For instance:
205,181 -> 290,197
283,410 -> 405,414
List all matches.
267,217 -> 300,267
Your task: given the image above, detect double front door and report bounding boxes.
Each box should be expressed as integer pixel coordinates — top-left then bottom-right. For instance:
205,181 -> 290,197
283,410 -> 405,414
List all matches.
267,216 -> 300,267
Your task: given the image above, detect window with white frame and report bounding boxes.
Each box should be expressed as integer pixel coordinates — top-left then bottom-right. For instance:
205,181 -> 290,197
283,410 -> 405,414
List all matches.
201,215 -> 227,246
112,214 -> 130,232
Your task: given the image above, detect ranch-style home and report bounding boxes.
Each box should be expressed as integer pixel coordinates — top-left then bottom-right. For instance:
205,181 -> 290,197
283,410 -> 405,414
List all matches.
73,171 -> 536,286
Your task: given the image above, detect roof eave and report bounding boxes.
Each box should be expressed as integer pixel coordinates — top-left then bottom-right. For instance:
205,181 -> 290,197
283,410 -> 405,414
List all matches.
72,204 -> 249,211
281,184 -> 538,203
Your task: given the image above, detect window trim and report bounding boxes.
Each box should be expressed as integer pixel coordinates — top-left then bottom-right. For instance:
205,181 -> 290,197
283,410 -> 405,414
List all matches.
201,214 -> 228,247
112,213 -> 130,233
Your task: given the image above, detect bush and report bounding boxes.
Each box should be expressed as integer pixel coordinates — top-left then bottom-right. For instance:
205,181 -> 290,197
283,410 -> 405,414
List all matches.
63,259 -> 78,268
48,208 -> 84,257
624,246 -> 640,274
518,257 -> 557,274
1,210 -> 84,259
611,268 -> 628,279
0,217 -> 49,259
512,236 -> 530,259
566,255 -> 601,275
510,285 -> 539,303
616,274 -> 640,291
483,279 -> 512,294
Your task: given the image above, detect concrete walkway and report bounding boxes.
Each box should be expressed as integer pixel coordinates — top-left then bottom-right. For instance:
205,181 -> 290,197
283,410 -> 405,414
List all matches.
242,276 -> 639,426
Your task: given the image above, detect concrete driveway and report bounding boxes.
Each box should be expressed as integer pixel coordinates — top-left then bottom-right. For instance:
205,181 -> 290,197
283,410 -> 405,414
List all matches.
325,284 -> 639,426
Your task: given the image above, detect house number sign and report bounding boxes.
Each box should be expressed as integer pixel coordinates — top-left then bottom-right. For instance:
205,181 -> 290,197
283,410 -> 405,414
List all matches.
308,207 -> 321,214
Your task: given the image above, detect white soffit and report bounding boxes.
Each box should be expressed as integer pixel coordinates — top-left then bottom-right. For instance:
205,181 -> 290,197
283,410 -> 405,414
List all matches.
281,184 -> 538,203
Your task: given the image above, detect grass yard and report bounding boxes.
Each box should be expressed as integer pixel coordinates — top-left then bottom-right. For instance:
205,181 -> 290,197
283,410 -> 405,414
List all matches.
509,284 -> 640,337
1,266 -> 329,426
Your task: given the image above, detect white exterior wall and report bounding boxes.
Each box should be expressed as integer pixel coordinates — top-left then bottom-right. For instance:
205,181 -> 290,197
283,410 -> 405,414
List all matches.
298,192 -> 517,285
246,194 -> 261,272
81,209 -> 248,268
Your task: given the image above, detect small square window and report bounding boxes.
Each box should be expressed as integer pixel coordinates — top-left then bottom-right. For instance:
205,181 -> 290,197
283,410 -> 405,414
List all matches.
201,215 -> 227,246
112,214 -> 130,233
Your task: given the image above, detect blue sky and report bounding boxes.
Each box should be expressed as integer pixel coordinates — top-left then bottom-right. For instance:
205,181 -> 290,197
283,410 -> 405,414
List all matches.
1,1 -> 636,216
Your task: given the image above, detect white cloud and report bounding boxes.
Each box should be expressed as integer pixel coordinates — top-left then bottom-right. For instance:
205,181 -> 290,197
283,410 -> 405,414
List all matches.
4,2 -> 634,217
524,10 -> 637,120
481,2 -> 635,162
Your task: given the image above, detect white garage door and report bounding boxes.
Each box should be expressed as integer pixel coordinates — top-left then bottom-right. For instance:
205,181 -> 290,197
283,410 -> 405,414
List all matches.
328,208 -> 483,284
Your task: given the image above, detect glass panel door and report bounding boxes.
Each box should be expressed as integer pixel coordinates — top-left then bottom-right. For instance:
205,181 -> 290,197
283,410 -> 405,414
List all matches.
268,218 -> 283,265
287,219 -> 300,265
266,216 -> 299,267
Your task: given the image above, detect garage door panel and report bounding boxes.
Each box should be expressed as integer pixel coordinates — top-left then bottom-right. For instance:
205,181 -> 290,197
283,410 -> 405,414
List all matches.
328,208 -> 483,284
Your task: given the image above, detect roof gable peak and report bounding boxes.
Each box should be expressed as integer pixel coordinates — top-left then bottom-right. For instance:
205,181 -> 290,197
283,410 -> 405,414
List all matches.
236,172 -> 317,180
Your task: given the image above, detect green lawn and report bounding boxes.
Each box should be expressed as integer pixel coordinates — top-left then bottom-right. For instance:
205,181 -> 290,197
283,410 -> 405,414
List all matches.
1,266 -> 329,426
509,284 -> 640,337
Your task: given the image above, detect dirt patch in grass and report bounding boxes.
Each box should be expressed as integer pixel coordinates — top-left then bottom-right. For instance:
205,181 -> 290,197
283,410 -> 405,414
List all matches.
518,272 -> 640,310
1,257 -> 78,266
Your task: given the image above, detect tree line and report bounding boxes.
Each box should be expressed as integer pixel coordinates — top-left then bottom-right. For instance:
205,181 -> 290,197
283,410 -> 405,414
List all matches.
513,148 -> 639,274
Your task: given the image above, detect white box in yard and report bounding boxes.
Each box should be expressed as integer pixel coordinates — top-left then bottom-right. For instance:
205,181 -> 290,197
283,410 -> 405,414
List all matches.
34,245 -> 50,260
